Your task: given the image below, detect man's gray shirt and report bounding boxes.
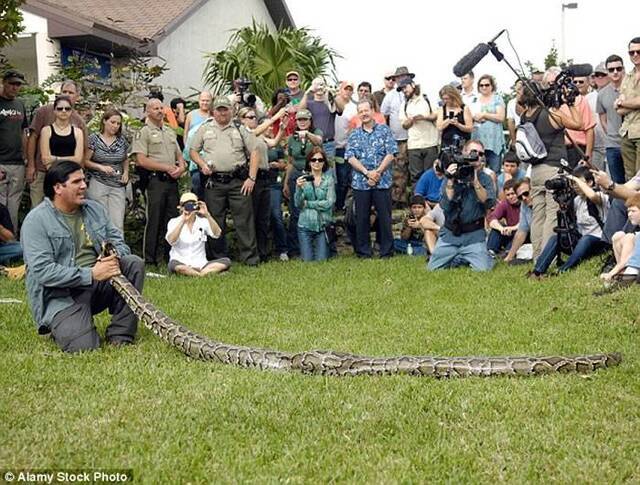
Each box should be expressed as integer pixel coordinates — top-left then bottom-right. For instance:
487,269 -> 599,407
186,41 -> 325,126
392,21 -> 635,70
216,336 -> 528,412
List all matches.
596,83 -> 622,148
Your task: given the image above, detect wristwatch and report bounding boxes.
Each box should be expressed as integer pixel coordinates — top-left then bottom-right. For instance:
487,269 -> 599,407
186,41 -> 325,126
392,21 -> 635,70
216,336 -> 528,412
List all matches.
248,175 -> 256,182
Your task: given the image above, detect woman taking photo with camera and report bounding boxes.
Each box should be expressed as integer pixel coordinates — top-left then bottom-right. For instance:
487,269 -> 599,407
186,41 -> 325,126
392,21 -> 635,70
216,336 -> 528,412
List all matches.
84,108 -> 129,233
436,85 -> 473,149
283,109 -> 323,256
518,80 -> 583,259
165,192 -> 230,276
294,147 -> 335,262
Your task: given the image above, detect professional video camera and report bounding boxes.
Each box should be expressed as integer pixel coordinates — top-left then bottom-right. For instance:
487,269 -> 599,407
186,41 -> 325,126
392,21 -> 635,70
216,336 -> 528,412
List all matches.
544,161 -> 580,256
540,64 -> 593,109
439,137 -> 479,184
235,77 -> 257,108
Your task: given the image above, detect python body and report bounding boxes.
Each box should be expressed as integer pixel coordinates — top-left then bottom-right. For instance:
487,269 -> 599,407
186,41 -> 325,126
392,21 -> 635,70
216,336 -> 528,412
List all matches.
104,244 -> 622,377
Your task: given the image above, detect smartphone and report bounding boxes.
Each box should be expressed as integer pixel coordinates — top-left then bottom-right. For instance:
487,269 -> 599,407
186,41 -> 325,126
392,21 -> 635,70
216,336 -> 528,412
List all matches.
448,111 -> 455,120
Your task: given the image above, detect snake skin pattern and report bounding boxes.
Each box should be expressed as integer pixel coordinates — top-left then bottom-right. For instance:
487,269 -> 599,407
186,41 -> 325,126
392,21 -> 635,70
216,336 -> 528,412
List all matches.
109,272 -> 622,378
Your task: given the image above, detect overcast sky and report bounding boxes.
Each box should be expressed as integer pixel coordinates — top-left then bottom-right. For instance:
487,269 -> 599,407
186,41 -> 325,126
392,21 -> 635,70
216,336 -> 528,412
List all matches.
286,0 -> 640,98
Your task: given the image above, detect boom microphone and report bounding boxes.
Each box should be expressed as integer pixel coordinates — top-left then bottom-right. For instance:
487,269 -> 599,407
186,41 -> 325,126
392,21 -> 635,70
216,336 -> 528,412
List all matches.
566,63 -> 593,77
453,43 -> 490,78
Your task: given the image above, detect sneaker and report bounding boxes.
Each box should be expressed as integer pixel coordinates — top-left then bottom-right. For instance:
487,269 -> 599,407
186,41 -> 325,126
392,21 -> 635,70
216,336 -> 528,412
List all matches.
279,253 -> 289,262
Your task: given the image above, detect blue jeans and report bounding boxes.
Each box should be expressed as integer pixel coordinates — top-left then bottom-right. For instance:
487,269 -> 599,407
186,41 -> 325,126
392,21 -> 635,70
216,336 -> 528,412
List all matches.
0,241 -> 23,265
190,169 -> 205,200
534,234 -> 607,274
394,238 -> 427,256
298,227 -> 329,261
624,233 -> 640,269
335,148 -> 351,212
485,150 -> 502,174
606,147 -> 626,184
486,229 -> 513,253
270,183 -> 288,254
427,231 -> 494,271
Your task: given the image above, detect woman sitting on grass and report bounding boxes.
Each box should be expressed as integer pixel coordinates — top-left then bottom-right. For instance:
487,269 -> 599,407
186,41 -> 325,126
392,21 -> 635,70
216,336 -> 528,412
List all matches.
294,147 -> 335,262
601,194 -> 640,282
165,192 -> 230,276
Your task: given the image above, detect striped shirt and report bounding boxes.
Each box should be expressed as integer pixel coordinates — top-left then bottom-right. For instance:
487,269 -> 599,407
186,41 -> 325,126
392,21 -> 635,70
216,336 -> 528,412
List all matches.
87,133 -> 129,188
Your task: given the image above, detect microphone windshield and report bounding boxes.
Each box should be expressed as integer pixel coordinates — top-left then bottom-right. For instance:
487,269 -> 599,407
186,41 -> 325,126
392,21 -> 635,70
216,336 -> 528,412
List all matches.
453,43 -> 490,78
566,63 -> 593,77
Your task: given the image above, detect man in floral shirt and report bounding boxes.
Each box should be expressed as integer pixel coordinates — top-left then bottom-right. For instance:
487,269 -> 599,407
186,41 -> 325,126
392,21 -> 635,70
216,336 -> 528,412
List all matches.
345,99 -> 398,258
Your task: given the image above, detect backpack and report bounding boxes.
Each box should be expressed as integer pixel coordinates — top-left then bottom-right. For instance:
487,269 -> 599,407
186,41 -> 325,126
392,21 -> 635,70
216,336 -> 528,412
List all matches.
515,110 -> 548,162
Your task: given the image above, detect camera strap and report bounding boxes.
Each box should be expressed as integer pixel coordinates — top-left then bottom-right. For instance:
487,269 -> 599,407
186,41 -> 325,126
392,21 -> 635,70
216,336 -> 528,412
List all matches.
586,198 -> 605,231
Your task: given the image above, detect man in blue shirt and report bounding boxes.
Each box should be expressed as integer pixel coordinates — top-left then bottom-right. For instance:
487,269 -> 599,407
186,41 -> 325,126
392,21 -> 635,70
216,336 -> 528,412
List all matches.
345,99 -> 398,257
427,140 -> 496,271
414,161 -> 446,207
21,161 -> 145,352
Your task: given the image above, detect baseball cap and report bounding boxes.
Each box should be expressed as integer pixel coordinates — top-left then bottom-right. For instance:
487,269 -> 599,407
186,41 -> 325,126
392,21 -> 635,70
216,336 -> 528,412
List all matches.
285,70 -> 300,79
212,96 -> 232,109
2,69 -> 26,84
179,192 -> 198,205
396,78 -> 414,91
593,62 -> 607,75
296,109 -> 312,120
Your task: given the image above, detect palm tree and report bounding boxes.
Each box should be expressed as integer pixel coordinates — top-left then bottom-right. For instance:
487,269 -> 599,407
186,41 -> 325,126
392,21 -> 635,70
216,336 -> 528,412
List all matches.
203,21 -> 339,103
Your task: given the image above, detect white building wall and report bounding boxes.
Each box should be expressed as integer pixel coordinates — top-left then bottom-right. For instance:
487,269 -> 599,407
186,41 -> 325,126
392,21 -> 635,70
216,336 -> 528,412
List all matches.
156,0 -> 276,97
17,10 -> 60,84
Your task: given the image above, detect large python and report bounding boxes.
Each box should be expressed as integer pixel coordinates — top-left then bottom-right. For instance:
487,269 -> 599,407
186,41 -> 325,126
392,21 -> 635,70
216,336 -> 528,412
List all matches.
104,245 -> 622,377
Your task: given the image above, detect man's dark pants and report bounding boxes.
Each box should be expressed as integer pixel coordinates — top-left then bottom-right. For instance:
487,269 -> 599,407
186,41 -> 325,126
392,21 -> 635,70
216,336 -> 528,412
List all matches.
251,175 -> 271,261
50,255 -> 145,353
204,177 -> 259,265
144,176 -> 178,264
353,188 -> 393,257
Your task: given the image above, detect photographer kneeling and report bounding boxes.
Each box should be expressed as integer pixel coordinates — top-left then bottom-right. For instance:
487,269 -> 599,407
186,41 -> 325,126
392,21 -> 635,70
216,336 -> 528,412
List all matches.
529,166 -> 609,278
427,140 -> 496,271
165,192 -> 230,276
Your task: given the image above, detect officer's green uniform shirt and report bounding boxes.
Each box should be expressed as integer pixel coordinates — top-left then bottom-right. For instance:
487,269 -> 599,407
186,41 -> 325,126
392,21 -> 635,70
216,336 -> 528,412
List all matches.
131,120 -> 180,166
189,121 -> 259,172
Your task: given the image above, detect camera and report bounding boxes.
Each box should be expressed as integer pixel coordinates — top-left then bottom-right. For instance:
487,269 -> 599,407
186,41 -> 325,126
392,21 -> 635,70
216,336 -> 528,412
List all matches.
439,138 -> 478,183
302,174 -> 315,182
235,77 -> 257,108
544,161 -> 575,207
540,70 -> 579,109
183,201 -> 199,212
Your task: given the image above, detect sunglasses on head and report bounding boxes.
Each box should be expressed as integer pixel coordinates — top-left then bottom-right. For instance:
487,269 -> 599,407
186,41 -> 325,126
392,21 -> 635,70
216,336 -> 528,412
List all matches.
517,191 -> 530,200
55,106 -> 72,112
310,157 -> 325,162
608,66 -> 624,73
629,49 -> 640,57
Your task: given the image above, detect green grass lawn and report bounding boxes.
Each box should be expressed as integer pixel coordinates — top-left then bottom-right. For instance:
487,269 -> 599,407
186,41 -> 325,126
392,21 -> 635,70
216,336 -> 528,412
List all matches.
1,256 -> 638,483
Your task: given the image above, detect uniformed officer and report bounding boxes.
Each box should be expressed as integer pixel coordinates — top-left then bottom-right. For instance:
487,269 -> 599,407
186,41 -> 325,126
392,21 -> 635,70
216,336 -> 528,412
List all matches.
132,98 -> 186,265
189,96 -> 261,265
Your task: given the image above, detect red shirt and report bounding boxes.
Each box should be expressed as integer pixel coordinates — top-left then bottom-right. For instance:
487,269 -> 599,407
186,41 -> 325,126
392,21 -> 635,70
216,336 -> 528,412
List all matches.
487,200 -> 520,226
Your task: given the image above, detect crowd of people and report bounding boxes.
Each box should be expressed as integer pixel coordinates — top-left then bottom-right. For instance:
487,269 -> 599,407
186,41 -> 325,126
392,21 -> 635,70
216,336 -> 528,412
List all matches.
1,35 -> 640,353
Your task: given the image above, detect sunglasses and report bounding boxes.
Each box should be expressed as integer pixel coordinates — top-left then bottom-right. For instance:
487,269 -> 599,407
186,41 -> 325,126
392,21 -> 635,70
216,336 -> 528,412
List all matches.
244,115 -> 256,119
628,50 -> 640,57
297,118 -> 310,121
573,79 -> 586,84
7,81 -> 23,86
287,77 -> 298,81
479,83 -> 491,88
608,66 -> 624,73
385,77 -> 395,81
517,191 -> 530,200
310,157 -> 325,162
593,73 -> 608,78
55,106 -> 72,112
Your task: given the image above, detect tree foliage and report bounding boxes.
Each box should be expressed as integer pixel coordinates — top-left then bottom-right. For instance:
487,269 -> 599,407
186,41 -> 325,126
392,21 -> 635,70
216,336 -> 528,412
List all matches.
0,0 -> 24,49
203,21 -> 339,102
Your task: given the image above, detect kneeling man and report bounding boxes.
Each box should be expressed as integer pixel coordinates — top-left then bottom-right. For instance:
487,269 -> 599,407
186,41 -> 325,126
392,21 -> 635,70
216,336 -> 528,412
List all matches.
427,140 -> 496,271
22,161 -> 145,352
